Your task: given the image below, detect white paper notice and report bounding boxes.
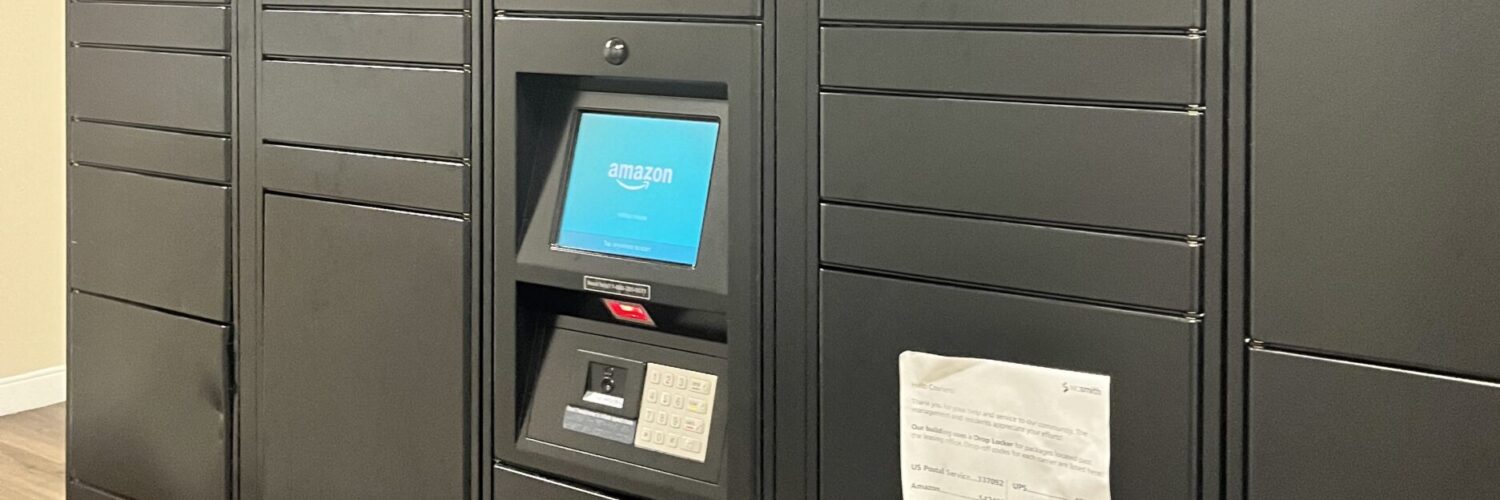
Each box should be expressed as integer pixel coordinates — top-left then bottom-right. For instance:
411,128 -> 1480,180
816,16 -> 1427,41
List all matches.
899,351 -> 1111,500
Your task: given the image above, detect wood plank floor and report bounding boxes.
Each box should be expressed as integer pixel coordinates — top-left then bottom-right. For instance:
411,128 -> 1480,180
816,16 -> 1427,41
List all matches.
0,404 -> 65,500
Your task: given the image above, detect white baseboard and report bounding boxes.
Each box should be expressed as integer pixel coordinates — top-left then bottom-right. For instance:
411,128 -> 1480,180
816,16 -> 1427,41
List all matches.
0,365 -> 66,417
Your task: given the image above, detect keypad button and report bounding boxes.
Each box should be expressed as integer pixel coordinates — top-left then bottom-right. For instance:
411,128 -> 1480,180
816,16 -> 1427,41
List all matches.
685,418 -> 704,434
650,371 -> 661,384
668,435 -> 680,448
672,395 -> 685,409
685,439 -> 703,453
687,398 -> 707,414
670,415 -> 682,429
643,409 -> 656,422
653,432 -> 666,445
663,374 -> 675,387
689,379 -> 710,394
645,390 -> 658,404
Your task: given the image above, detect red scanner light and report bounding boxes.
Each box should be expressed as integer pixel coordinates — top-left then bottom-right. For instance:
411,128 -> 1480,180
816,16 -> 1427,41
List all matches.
603,299 -> 656,327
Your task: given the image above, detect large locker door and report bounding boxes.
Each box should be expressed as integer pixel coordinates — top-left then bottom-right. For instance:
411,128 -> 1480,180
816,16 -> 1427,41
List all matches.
260,195 -> 467,499
1251,0 -> 1500,379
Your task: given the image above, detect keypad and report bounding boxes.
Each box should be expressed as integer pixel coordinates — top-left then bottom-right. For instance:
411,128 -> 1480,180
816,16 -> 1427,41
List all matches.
634,363 -> 717,463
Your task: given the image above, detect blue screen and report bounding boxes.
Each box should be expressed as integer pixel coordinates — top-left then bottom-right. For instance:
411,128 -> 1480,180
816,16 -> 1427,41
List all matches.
556,112 -> 720,266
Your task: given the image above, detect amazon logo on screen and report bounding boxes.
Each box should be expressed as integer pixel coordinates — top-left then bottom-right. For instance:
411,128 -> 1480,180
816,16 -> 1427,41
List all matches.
607,162 -> 675,190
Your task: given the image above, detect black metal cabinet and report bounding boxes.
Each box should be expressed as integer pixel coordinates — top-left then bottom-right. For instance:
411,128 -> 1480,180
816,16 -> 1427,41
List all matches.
259,195 -> 468,499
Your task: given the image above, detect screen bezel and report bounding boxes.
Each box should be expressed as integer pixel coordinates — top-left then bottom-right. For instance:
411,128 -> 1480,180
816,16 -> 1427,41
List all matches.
549,109 -> 722,268
514,91 -> 733,302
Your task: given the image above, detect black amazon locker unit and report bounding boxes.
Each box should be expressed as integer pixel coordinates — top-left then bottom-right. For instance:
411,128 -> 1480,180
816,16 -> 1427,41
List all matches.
62,0 -> 1500,497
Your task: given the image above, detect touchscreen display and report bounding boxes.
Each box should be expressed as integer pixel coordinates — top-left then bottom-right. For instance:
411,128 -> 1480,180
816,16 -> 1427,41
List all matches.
555,112 -> 720,266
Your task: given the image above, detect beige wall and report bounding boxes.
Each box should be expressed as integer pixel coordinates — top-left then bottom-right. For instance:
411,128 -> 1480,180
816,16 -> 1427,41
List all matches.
0,0 -> 67,379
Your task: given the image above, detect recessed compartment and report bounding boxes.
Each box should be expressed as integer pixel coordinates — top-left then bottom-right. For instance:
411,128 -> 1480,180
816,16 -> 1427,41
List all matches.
821,93 -> 1200,234
1249,350 -> 1500,499
821,204 -> 1200,311
260,195 -> 466,499
260,144 -> 468,213
68,47 -> 229,132
69,165 -> 230,321
822,27 -> 1202,105
70,121 -> 230,182
819,270 -> 1199,499
494,467 -> 618,500
68,2 -> 228,51
68,292 -> 227,500
822,0 -> 1199,29
262,10 -> 467,65
260,61 -> 468,158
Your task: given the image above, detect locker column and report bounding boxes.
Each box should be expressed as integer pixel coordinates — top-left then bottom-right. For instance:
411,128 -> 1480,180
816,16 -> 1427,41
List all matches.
814,0 -> 1224,498
248,0 -> 478,497
65,0 -> 238,498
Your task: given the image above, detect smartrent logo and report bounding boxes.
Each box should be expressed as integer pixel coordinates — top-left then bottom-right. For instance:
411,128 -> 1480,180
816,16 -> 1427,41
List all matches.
607,162 -> 674,191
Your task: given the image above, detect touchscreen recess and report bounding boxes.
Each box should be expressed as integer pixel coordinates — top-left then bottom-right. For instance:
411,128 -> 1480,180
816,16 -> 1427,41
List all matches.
555,112 -> 720,266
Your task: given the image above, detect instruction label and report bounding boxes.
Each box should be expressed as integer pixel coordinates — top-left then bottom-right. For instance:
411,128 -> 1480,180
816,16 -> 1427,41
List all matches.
899,351 -> 1111,500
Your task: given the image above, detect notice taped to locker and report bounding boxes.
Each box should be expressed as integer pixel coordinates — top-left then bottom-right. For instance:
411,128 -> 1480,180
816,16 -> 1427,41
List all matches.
899,351 -> 1111,500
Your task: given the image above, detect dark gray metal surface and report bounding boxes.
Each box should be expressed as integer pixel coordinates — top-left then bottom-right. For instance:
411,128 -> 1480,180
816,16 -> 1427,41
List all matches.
821,93 -> 1201,234
70,120 -> 231,182
1250,0 -> 1500,379
262,10 -> 467,65
822,28 -> 1202,105
259,143 -> 469,214
261,195 -> 465,498
68,165 -> 229,321
260,195 -> 467,499
67,481 -> 126,500
822,204 -> 1200,311
494,466 -> 618,500
819,270 -> 1200,499
822,0 -> 1198,28
260,61 -> 468,158
497,0 -> 758,19
268,0 -> 467,9
1248,349 -> 1500,499
67,47 -> 229,133
68,2 -> 229,51
68,292 -> 227,500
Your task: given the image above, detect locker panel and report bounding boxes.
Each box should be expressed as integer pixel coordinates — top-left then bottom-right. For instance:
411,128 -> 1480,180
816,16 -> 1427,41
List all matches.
260,195 -> 466,499
493,467 -> 618,500
821,204 -> 1200,311
267,0 -> 467,10
260,61 -> 468,158
1250,0 -> 1500,378
821,93 -> 1200,234
68,2 -> 229,51
68,47 -> 230,132
68,165 -> 230,321
1248,350 -> 1500,499
67,482 -> 126,500
262,10 -> 467,65
259,144 -> 468,214
68,292 -> 227,500
70,121 -> 231,182
819,271 -> 1199,499
496,0 -> 756,18
822,0 -> 1199,29
822,28 -> 1202,105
